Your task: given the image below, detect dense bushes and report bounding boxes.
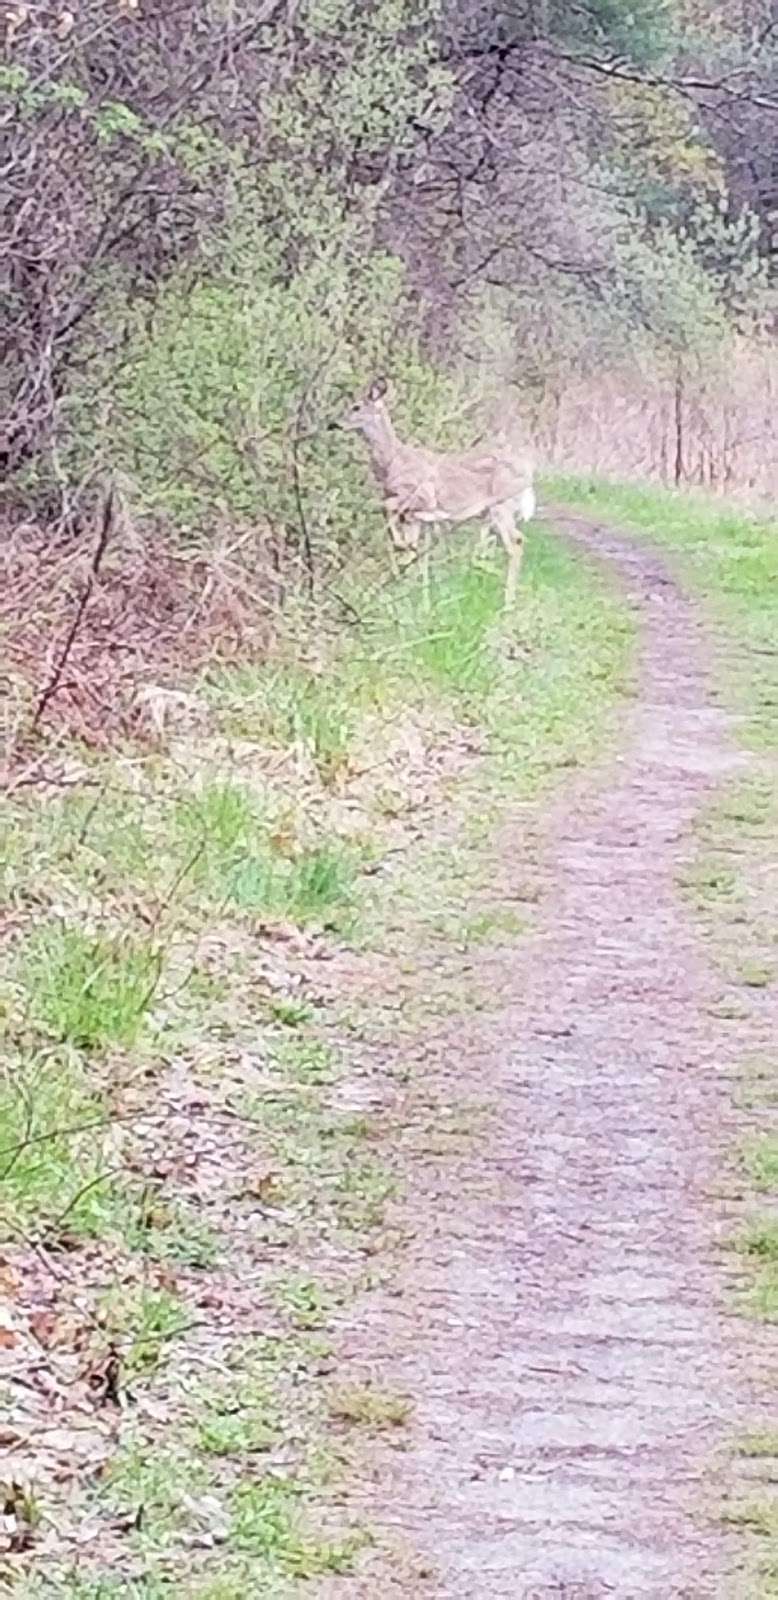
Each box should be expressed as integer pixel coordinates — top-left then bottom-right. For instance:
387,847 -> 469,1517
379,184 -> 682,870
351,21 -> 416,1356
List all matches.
70,243 -> 477,565
3,0 -> 776,530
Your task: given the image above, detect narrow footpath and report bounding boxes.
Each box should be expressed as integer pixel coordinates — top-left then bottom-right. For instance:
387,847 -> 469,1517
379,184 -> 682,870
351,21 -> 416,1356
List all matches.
327,519 -> 775,1599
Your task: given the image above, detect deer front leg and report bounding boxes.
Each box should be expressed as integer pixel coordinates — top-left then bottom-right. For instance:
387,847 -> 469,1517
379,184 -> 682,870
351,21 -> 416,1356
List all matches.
386,507 -> 417,578
503,536 -> 522,609
490,505 -> 523,610
387,507 -> 425,593
385,512 -> 402,578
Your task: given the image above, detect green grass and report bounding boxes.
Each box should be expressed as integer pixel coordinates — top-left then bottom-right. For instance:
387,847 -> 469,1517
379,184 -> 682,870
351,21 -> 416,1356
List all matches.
231,1475 -> 364,1575
102,1437 -> 206,1538
731,959 -> 773,990
276,1276 -> 336,1330
174,778 -> 361,926
268,1033 -> 336,1083
709,776 -> 777,835
0,1047 -> 220,1263
124,1193 -> 221,1268
737,1432 -> 778,1460
459,905 -> 527,946
175,778 -> 264,862
723,1500 -> 778,1536
21,923 -> 162,1049
332,1156 -> 397,1232
0,529 -> 633,1594
0,789 -> 159,907
197,1402 -> 279,1458
205,662 -> 363,786
212,533 -> 634,796
0,1048 -> 123,1236
744,1138 -> 778,1192
327,1382 -> 413,1432
101,1283 -> 192,1374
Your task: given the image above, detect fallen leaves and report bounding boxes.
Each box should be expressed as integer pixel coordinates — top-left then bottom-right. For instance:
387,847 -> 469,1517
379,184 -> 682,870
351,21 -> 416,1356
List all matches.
0,594 -> 501,1588
238,1167 -> 285,1206
29,1307 -> 86,1352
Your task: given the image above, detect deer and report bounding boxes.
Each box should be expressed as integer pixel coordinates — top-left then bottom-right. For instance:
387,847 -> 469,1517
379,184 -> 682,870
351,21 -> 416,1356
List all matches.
337,376 -> 536,607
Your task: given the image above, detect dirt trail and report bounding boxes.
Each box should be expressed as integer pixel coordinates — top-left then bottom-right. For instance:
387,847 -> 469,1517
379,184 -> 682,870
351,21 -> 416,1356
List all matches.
330,518 -> 770,1598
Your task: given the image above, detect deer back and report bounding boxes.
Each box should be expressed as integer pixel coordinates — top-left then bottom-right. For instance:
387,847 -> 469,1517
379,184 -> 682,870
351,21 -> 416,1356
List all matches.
383,440 -> 534,521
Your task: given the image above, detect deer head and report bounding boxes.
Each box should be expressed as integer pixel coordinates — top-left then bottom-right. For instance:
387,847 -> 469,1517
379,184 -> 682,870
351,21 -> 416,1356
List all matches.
337,376 -> 391,435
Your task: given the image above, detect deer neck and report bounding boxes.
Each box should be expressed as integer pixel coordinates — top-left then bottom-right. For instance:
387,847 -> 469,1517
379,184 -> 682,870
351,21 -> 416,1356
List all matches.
361,405 -> 400,479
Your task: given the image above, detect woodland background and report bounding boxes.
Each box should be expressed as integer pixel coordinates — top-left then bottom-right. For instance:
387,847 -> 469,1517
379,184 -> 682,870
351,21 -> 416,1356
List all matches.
3,0 -> 777,564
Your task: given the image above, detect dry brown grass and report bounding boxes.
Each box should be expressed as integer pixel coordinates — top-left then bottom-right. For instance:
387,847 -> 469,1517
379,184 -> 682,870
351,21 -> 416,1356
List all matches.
539,337 -> 778,506
0,514 -> 285,770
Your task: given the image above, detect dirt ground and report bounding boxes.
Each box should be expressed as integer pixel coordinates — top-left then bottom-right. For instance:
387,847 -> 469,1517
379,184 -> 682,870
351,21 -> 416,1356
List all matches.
321,517 -> 776,1599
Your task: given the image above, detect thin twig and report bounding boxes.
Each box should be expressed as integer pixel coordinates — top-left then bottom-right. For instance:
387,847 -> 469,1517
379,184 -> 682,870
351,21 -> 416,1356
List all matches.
0,1104 -> 271,1165
31,481 -> 116,734
149,841 -> 207,931
55,1166 -> 126,1227
289,352 -> 339,601
291,397 -> 316,602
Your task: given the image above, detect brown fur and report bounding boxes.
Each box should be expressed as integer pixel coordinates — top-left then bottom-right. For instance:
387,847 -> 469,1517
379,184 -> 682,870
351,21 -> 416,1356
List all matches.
339,378 -> 536,606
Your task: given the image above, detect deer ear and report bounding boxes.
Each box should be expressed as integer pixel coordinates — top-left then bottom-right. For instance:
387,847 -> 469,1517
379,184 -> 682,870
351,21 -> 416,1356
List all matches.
368,376 -> 388,401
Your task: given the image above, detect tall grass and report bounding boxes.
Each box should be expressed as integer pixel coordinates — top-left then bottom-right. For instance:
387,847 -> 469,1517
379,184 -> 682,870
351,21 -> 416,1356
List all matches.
210,532 -> 633,792
22,924 -> 162,1050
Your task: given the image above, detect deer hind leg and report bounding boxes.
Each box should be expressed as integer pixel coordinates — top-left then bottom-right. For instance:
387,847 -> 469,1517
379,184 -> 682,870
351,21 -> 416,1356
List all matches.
420,523 -> 432,610
386,526 -> 400,580
385,510 -> 417,580
474,520 -> 493,564
489,503 -> 523,609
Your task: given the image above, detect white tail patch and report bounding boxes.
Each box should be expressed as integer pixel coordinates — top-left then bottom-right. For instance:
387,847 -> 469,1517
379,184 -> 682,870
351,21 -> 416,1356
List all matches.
519,486 -> 536,524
